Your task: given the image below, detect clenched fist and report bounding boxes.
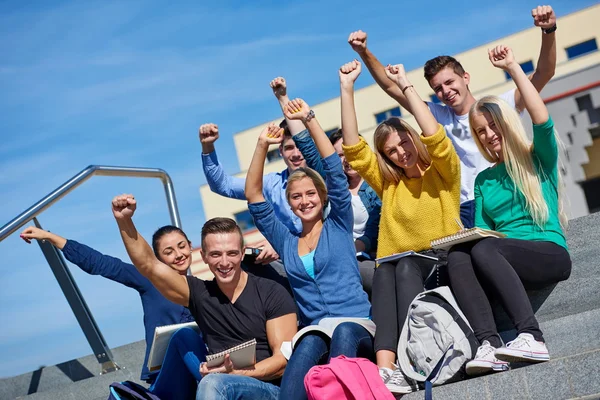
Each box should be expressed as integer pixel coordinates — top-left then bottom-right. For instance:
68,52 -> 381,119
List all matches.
283,98 -> 311,122
488,45 -> 516,71
258,123 -> 284,146
270,77 -> 287,99
199,123 -> 220,144
532,5 -> 556,30
384,64 -> 409,90
339,60 -> 362,88
348,30 -> 368,54
112,194 -> 137,220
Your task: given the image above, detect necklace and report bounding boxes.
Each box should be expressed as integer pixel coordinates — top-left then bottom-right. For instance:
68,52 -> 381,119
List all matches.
302,236 -> 317,252
301,226 -> 322,252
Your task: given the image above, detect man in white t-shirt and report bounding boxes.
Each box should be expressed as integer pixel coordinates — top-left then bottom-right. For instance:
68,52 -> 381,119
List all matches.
348,5 -> 558,227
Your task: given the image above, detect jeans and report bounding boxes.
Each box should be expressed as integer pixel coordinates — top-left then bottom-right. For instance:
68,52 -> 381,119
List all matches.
279,322 -> 374,400
149,327 -> 207,400
460,200 -> 475,228
196,374 -> 280,400
448,238 -> 571,347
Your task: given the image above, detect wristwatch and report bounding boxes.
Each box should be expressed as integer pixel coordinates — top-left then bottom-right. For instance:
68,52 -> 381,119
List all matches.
303,110 -> 315,123
542,24 -> 557,34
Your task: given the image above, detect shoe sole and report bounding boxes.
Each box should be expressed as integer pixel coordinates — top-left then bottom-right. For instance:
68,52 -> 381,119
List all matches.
466,361 -> 509,376
495,350 -> 550,363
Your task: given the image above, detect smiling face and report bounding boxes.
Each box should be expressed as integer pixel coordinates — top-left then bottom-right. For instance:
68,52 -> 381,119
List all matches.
382,129 -> 419,169
201,232 -> 244,285
280,136 -> 306,171
156,232 -> 193,273
332,138 -> 359,179
428,66 -> 471,112
472,110 -> 503,156
287,176 -> 324,223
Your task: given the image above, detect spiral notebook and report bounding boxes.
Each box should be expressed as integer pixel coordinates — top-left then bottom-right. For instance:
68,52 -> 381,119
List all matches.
147,321 -> 200,371
205,339 -> 257,368
431,228 -> 506,250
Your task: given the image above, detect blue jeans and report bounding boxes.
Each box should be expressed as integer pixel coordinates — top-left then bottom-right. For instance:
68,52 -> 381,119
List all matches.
278,322 -> 374,400
149,327 -> 207,400
196,374 -> 280,400
460,200 -> 475,229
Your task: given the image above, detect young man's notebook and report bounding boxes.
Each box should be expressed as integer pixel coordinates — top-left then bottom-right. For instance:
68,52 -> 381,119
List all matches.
205,339 -> 257,368
375,250 -> 438,264
431,228 -> 506,250
280,317 -> 376,360
147,321 -> 200,371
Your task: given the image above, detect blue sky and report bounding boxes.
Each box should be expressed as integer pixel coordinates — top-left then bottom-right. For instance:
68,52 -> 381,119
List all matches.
0,0 -> 596,379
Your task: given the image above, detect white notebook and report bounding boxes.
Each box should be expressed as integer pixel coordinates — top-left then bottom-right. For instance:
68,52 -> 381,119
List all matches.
206,339 -> 257,368
431,228 -> 506,250
147,321 -> 200,371
376,250 -> 438,264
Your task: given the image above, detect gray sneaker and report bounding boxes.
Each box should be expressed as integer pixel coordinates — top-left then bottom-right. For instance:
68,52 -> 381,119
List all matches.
379,367 -> 393,383
385,366 -> 419,395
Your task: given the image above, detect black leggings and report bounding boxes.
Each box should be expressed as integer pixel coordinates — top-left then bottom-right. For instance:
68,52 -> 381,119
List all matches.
372,256 -> 438,353
448,238 -> 571,348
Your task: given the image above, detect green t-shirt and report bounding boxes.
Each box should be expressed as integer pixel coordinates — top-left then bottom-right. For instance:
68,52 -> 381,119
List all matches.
474,116 -> 567,249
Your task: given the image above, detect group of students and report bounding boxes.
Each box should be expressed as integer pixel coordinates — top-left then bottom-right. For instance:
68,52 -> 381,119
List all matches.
19,5 -> 574,399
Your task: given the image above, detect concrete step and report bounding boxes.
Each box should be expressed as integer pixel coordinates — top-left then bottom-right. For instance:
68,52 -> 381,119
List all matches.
403,347 -> 600,400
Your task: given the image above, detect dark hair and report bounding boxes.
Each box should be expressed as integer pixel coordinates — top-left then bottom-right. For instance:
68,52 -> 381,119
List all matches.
279,119 -> 292,141
423,55 -> 466,83
328,128 -> 362,146
201,217 -> 243,251
152,225 -> 190,259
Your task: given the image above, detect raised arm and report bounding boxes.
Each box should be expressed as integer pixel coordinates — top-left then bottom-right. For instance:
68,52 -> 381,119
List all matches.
339,60 -> 362,146
270,77 -> 305,136
348,30 -> 410,110
245,124 -> 285,204
283,99 -> 334,159
490,46 -> 549,124
112,194 -> 190,306
384,64 -> 439,137
513,5 -> 557,111
200,123 -> 247,200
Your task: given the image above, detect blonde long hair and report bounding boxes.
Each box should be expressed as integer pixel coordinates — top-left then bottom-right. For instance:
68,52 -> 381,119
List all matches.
469,96 -> 568,230
373,117 -> 432,184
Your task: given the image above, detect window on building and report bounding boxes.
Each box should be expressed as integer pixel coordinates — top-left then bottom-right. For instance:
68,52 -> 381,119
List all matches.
266,148 -> 282,163
566,39 -> 598,60
429,94 -> 442,104
375,106 -> 401,124
234,210 -> 256,233
576,94 -> 600,125
325,127 -> 340,138
504,60 -> 534,80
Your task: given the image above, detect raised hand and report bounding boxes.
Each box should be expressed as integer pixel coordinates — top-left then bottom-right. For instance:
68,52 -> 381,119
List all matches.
270,77 -> 287,99
20,226 -> 48,244
348,30 -> 368,54
258,123 -> 284,145
199,123 -> 220,144
283,98 -> 311,121
112,194 -> 137,220
384,64 -> 409,90
339,60 -> 362,88
488,45 -> 516,71
532,5 -> 556,30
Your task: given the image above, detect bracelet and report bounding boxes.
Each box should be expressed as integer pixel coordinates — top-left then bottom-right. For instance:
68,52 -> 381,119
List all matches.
542,24 -> 557,34
401,85 -> 414,94
303,109 -> 315,123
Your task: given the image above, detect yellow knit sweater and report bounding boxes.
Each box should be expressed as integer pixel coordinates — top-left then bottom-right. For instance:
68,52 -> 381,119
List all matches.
342,124 -> 461,259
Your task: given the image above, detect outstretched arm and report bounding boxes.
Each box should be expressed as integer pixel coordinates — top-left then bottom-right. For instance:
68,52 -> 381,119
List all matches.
339,59 -> 362,147
385,64 -> 439,137
514,5 -> 557,111
20,227 -> 66,249
283,99 -> 334,159
245,124 -> 285,204
348,30 -> 410,110
112,194 -> 190,306
490,46 -> 548,124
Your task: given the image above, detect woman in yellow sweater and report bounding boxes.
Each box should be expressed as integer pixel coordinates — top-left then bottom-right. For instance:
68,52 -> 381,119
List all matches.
340,59 -> 461,394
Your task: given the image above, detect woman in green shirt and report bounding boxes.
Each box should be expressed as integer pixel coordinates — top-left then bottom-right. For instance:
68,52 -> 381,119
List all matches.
447,45 -> 571,376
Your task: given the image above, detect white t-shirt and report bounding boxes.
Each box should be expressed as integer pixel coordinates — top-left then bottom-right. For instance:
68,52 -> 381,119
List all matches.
351,195 -> 369,240
427,89 -> 517,203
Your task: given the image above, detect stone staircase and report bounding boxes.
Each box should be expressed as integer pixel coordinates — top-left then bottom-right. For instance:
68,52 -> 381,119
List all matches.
404,211 -> 600,400
2,212 -> 599,400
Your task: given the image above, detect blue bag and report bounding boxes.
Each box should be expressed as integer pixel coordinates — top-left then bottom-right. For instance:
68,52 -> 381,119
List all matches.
107,381 -> 161,400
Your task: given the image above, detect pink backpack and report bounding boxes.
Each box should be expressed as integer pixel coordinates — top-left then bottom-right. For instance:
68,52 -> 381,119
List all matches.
304,356 -> 395,400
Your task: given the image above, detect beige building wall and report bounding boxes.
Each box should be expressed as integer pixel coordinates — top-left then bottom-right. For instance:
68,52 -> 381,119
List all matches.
200,4 -> 600,239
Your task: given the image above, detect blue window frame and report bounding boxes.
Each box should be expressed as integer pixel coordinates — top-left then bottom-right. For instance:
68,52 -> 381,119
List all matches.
566,39 -> 598,60
429,94 -> 442,104
266,148 -> 282,163
234,210 -> 256,233
375,106 -> 401,124
504,60 -> 535,80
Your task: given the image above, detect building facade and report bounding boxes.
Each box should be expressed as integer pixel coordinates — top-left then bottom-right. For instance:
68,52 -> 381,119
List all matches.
200,4 -> 600,242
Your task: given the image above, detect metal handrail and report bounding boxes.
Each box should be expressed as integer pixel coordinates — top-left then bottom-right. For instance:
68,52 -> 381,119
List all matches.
0,165 -> 182,242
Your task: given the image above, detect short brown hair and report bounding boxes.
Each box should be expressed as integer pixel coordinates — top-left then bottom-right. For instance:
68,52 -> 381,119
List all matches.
423,56 -> 466,83
279,119 -> 292,141
201,217 -> 243,251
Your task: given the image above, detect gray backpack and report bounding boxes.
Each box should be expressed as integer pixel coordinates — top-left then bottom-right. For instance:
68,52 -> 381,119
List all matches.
397,287 -> 479,398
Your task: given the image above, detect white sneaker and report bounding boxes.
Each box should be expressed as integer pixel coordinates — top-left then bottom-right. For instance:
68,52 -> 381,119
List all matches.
385,366 -> 418,395
495,333 -> 550,363
379,367 -> 393,383
465,340 -> 510,376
